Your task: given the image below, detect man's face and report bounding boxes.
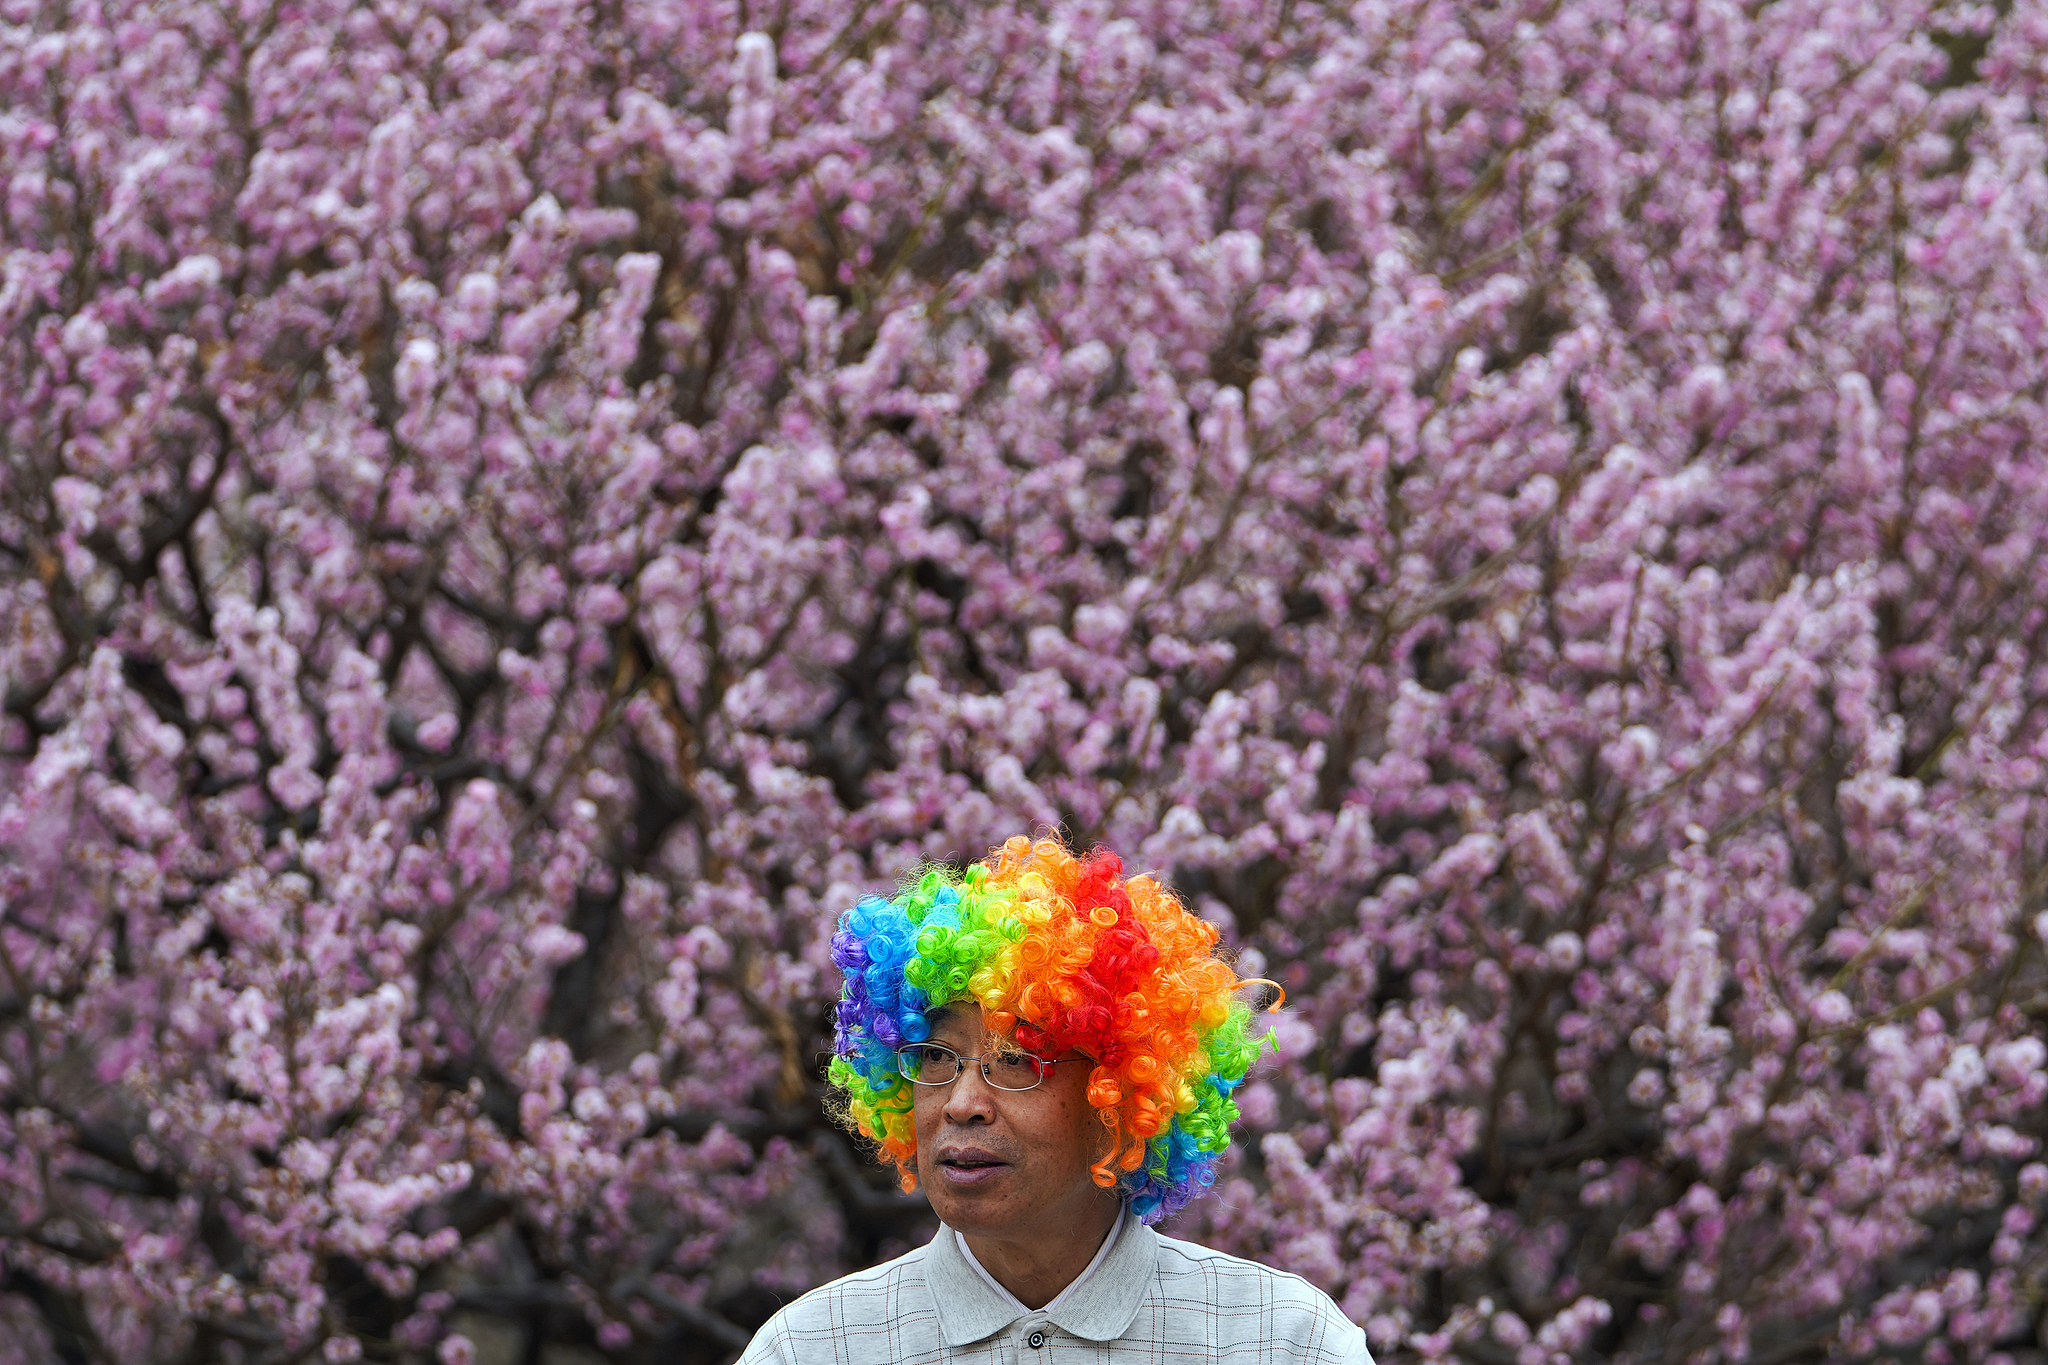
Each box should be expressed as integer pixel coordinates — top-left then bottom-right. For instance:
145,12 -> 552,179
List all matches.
912,1004 -> 1117,1244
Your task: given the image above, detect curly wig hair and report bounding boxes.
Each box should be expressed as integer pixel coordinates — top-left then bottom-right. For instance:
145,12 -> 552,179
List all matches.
825,835 -> 1270,1224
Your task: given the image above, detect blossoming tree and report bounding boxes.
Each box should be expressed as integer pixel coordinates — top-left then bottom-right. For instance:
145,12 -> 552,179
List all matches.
6,0 -> 2048,1360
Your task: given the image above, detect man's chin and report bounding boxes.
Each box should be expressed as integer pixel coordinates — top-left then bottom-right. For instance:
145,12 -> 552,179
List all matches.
922,1168 -> 1024,1232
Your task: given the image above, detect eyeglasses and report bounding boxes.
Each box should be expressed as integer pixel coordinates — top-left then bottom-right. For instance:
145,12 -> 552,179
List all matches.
894,1042 -> 1072,1091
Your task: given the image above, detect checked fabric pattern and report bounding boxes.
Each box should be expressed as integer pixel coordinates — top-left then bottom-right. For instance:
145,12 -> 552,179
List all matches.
737,1212 -> 1371,1364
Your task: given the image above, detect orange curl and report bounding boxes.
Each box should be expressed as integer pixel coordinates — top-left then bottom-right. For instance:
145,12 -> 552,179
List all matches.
1088,1067 -> 1123,1107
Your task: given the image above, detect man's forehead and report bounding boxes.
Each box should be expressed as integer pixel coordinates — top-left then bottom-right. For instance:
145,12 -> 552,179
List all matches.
925,1003 -> 986,1035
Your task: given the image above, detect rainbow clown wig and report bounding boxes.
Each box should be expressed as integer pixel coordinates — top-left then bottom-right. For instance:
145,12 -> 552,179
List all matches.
826,836 -> 1275,1224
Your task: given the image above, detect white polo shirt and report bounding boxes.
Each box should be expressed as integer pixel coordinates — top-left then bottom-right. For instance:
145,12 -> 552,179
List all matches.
737,1207 -> 1371,1363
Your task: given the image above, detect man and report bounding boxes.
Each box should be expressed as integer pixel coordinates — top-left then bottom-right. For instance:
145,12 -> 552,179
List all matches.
738,836 -> 1370,1363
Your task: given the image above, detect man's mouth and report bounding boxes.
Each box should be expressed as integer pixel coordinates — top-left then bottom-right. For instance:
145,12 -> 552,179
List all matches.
936,1150 -> 1009,1184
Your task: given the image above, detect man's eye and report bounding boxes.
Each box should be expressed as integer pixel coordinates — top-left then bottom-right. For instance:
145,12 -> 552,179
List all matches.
992,1050 -> 1039,1071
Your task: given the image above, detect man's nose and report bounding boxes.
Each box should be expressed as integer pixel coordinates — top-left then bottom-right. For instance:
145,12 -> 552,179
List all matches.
940,1059 -> 1000,1121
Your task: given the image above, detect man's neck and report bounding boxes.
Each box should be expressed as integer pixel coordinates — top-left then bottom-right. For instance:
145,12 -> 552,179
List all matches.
959,1197 -> 1122,1310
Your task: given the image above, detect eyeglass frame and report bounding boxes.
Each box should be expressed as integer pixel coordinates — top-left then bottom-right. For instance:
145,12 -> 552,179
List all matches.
894,1041 -> 1081,1091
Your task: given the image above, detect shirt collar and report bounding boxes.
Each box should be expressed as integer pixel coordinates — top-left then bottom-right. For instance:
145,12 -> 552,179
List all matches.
925,1207 -> 1157,1346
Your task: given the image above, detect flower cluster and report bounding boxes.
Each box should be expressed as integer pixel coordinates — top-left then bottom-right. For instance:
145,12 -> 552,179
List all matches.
828,836 -> 1264,1221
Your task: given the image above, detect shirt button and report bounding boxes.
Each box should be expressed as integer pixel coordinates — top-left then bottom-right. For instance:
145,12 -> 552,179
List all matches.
1027,1329 -> 1048,1348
